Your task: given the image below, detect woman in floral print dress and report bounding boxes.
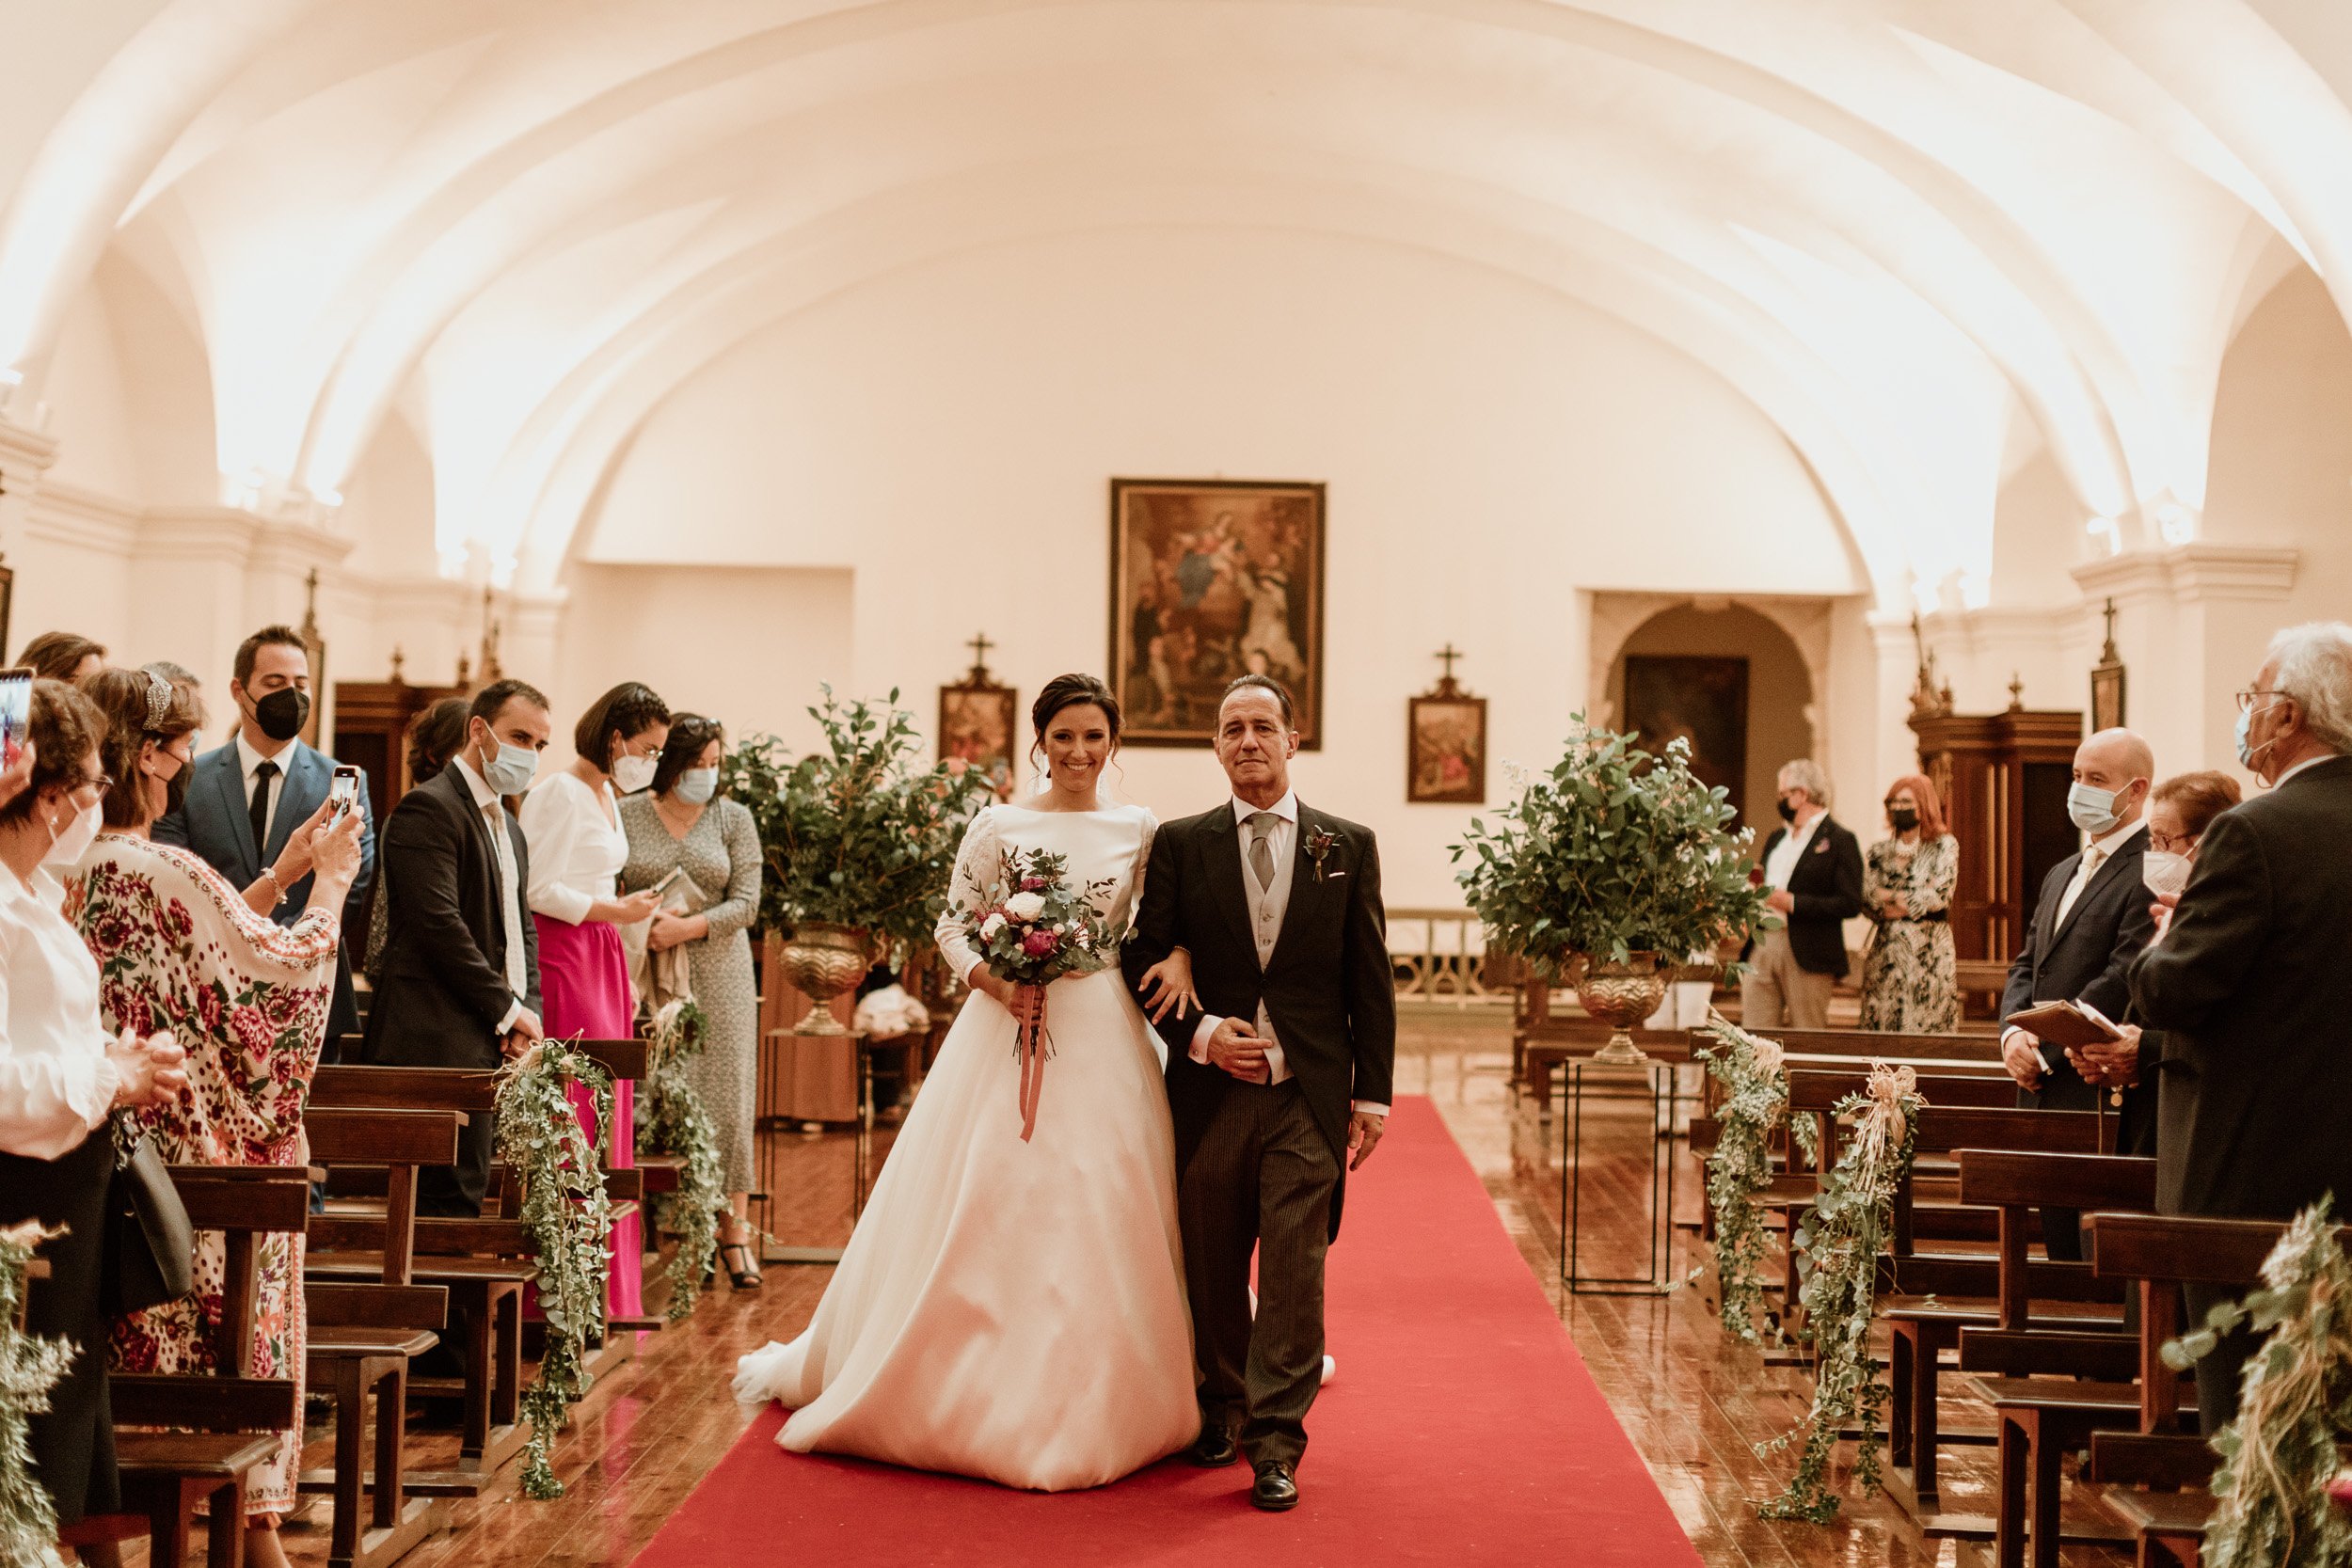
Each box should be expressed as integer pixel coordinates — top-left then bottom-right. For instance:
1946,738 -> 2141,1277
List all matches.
1858,772 -> 1960,1035
62,668 -> 364,1568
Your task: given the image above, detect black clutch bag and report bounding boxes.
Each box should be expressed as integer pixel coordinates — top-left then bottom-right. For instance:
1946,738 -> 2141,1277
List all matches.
101,1112 -> 195,1317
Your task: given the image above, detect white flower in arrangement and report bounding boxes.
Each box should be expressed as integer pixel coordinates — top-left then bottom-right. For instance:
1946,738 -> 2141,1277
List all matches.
980,912 -> 1008,942
1004,892 -> 1047,922
1749,1036 -> 1785,1076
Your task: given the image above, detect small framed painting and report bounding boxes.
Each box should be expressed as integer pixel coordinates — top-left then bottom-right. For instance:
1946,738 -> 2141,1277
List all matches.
1109,478 -> 1325,748
939,670 -> 1018,801
1407,688 -> 1487,803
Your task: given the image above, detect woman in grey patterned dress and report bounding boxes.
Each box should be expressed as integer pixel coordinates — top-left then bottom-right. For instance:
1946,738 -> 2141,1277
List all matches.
1858,772 -> 1960,1034
619,715 -> 765,1288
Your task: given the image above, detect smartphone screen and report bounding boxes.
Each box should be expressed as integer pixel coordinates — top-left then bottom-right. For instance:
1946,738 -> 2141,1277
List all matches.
329,765 -> 361,819
0,668 -> 30,771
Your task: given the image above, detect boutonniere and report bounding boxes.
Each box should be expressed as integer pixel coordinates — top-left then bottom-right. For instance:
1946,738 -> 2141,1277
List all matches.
1306,828 -> 1340,882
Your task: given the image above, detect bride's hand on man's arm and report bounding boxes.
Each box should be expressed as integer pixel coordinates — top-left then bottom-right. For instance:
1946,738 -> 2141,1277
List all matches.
1136,946 -> 1199,1023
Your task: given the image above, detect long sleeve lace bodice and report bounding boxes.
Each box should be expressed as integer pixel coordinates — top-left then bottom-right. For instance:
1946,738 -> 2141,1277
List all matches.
932,804 -> 1156,988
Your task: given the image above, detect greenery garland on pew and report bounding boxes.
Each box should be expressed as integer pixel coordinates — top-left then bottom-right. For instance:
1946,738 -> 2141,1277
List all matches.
1756,1062 -> 1925,1524
2162,1196 -> 2352,1567
636,999 -> 725,1324
495,1036 -> 616,1501
1691,1013 -> 1816,1346
0,1221 -> 72,1568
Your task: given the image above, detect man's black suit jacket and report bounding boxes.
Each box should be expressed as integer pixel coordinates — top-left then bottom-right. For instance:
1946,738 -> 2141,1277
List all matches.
1123,800 -> 1396,1239
362,764 -> 543,1070
2131,755 -> 2352,1217
1752,816 -> 1865,976
2001,824 -> 2155,1125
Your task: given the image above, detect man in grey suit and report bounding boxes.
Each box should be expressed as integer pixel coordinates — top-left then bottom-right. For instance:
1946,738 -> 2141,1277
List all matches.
2131,622 -> 2352,1432
154,624 -> 375,1049
1123,674 -> 1395,1513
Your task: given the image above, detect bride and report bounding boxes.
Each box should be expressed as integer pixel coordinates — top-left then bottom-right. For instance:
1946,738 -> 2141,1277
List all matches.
733,673 -> 1198,1491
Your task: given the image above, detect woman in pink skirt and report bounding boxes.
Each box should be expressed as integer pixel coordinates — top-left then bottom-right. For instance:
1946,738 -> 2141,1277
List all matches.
518,682 -> 670,1320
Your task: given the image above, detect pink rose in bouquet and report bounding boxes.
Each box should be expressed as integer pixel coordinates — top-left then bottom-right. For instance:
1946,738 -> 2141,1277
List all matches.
1022,928 -> 1059,958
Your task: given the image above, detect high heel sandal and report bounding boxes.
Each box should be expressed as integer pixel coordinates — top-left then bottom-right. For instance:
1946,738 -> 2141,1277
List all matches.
721,1239 -> 762,1290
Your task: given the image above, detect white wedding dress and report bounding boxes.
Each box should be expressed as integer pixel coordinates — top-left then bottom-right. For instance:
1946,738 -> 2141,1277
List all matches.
733,803 -> 1198,1491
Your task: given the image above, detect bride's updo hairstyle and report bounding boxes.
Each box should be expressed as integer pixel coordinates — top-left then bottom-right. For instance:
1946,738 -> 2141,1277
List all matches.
1029,673 -> 1122,774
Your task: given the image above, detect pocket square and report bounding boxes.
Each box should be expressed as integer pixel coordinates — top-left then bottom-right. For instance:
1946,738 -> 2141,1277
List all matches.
1326,872 -> 1347,880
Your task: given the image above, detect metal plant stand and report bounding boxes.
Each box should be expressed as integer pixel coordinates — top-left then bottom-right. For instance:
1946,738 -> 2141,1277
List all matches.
1556,1056 -> 1680,1295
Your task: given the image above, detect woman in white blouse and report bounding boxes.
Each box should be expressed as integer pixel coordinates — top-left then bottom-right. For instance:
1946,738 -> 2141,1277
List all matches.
518,682 -> 669,1321
0,678 -> 185,1532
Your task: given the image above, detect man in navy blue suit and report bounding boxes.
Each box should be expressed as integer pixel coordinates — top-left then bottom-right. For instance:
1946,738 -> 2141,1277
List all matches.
155,624 -> 375,1052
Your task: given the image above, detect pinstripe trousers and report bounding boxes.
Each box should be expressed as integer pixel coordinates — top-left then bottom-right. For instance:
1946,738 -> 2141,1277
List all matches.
1179,1077 -> 1338,1469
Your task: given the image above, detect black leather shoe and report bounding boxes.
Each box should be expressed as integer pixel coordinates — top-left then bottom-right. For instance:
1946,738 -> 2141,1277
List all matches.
1250,1461 -> 1299,1512
1186,1423 -> 1239,1467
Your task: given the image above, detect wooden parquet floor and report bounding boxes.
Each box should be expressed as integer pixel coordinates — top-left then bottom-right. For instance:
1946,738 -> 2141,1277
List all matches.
242,1010 -> 2122,1568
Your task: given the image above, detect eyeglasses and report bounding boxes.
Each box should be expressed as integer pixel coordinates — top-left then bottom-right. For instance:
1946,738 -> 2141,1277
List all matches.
2234,689 -> 2288,713
2149,831 -> 2200,854
74,771 -> 113,793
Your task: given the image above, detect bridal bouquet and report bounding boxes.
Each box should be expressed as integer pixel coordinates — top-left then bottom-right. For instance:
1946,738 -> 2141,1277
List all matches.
957,847 -> 1121,1141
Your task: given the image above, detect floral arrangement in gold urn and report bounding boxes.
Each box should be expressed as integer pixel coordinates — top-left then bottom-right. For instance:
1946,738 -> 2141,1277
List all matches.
1452,718 -> 1775,1064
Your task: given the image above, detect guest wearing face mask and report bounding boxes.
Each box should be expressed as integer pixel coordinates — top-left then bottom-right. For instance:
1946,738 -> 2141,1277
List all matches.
2130,623 -> 2352,1432
1997,726 -> 2157,1260
68,667 -> 362,1568
518,682 -> 670,1319
362,679 -> 550,1215
154,625 -> 375,1054
1857,773 -> 1959,1033
0,677 -> 187,1538
2063,770 -> 2241,1159
619,716 -> 765,1288
1740,759 -> 1865,1030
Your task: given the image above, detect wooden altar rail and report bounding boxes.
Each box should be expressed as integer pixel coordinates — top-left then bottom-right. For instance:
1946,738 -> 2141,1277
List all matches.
1383,908 -> 1508,1009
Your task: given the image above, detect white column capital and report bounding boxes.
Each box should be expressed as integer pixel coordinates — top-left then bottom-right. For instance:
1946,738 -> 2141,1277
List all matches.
2072,544 -> 2299,606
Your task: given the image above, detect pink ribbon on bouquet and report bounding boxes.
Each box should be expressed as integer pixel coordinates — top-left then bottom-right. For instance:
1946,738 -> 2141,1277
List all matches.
1013,984 -> 1049,1142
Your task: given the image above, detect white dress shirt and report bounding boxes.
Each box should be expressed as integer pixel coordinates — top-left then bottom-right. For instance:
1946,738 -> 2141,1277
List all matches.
1761,811 -> 1823,892
453,754 -> 532,1034
1188,790 -> 1390,1118
517,771 -> 627,927
236,731 -> 298,850
0,864 -> 119,1159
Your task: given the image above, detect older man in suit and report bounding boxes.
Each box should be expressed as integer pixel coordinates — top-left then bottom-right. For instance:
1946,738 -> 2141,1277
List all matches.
364,679 -> 550,1215
153,625 -> 375,1049
2132,622 -> 2352,1431
1741,758 -> 1865,1030
1999,726 -> 2157,1260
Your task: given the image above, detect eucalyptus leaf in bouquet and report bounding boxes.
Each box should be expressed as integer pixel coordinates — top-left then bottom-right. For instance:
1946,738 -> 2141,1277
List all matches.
1450,716 -> 1775,973
720,687 -> 993,957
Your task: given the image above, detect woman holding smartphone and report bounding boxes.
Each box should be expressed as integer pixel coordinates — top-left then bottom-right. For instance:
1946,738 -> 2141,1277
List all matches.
66,668 -> 360,1568
518,682 -> 670,1322
619,714 -> 764,1289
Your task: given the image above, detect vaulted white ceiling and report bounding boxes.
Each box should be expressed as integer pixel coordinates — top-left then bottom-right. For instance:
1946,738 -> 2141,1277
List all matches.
4,0 -> 2349,604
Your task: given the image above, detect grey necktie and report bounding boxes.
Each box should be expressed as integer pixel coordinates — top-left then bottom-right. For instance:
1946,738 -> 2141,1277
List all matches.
1248,812 -> 1278,892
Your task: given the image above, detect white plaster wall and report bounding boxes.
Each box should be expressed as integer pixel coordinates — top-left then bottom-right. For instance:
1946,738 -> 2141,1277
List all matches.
578,227 -> 1863,905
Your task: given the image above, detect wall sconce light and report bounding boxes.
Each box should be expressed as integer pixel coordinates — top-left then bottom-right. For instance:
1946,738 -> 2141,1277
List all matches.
2084,515 -> 2122,555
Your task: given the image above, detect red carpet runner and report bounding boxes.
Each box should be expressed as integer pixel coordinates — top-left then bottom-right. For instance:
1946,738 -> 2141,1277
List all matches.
629,1097 -> 1699,1566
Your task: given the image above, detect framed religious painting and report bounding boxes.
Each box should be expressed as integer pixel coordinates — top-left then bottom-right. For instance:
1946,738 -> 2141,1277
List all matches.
938,636 -> 1017,801
1622,655 -> 1750,824
1109,478 -> 1325,749
1407,649 -> 1486,803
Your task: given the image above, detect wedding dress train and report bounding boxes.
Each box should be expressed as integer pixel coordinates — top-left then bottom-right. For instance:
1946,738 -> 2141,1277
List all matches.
733,803 -> 1197,1491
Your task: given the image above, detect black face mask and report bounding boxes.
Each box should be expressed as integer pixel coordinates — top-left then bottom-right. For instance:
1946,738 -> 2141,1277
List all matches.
1775,796 -> 1798,823
250,689 -> 310,743
1887,807 -> 1919,832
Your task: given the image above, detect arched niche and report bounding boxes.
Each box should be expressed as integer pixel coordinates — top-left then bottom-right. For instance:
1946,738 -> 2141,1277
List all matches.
1590,594 -> 1821,841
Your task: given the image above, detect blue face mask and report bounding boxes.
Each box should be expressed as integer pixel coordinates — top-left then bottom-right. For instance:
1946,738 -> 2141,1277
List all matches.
2235,701 -> 2277,778
675,767 -> 719,806
482,736 -> 538,796
2067,780 -> 2124,835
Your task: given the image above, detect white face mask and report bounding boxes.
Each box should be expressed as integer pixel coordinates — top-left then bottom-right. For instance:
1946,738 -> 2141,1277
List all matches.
42,797 -> 103,866
612,753 -> 658,795
675,767 -> 719,806
2142,850 -> 2192,898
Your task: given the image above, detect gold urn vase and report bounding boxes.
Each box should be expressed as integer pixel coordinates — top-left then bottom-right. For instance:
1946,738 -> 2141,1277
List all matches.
1575,951 -> 1668,1067
781,922 -> 868,1036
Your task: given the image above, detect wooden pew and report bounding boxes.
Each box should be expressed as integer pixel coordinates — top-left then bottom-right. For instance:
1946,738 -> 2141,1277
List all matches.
56,1168 -> 308,1568
300,1107 -> 457,1568
1951,1149 -> 2173,1568
2077,1212 -> 2352,1566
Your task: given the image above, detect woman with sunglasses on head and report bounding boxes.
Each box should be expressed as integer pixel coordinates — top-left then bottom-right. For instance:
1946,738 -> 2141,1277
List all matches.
1856,772 -> 1960,1034
63,667 -> 362,1568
